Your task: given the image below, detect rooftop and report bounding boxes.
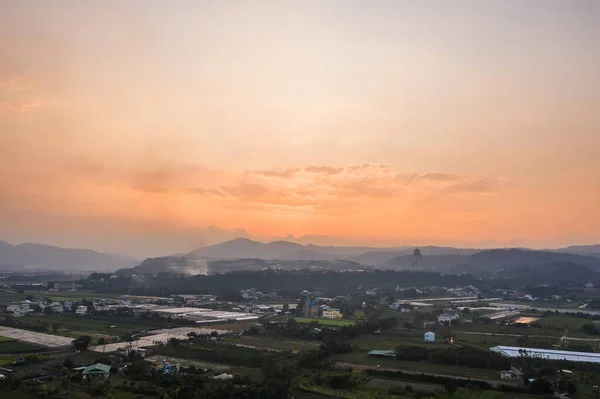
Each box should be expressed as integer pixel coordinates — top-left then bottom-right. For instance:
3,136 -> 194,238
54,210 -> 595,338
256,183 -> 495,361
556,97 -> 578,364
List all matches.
490,346 -> 600,363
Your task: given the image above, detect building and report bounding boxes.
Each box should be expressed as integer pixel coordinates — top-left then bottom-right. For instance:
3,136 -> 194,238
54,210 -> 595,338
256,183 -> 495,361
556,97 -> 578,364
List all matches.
75,306 -> 88,316
490,346 -> 600,364
322,308 -> 342,319
82,363 -> 111,379
437,312 -> 460,324
500,367 -> 523,380
424,331 -> 435,342
303,294 -> 319,317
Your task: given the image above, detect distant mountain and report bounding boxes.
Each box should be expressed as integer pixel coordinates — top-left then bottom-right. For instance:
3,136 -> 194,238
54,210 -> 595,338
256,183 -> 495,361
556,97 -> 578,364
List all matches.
188,238 -> 472,263
441,249 -> 600,274
495,262 -> 598,284
189,238 -> 305,259
556,245 -> 600,258
118,238 -> 600,276
0,241 -> 139,271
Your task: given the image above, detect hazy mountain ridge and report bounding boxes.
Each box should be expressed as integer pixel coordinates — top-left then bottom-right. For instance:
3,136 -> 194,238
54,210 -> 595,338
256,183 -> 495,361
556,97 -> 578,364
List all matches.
122,238 -> 600,276
494,262 -> 598,284
0,241 -> 139,271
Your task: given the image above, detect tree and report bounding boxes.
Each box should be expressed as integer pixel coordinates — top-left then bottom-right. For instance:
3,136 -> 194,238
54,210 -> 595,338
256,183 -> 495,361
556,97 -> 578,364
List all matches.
444,381 -> 458,398
72,335 -> 92,351
61,366 -> 69,377
98,338 -> 106,353
210,331 -> 219,338
282,303 -> 289,312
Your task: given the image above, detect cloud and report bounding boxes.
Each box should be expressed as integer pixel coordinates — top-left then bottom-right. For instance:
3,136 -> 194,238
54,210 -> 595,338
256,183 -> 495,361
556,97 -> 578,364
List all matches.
0,76 -> 36,93
186,188 -> 225,196
210,164 -> 506,214
221,183 -> 269,200
250,168 -> 300,179
3,100 -> 45,111
304,166 -> 343,175
441,181 -> 496,194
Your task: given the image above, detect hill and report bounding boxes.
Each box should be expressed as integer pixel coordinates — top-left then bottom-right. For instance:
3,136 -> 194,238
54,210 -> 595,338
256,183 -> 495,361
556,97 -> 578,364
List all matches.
495,262 -> 598,284
0,241 -> 139,271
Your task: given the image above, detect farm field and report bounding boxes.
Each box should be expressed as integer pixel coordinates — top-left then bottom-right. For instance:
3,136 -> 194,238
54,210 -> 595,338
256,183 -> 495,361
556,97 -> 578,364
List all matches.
367,377 -> 441,393
332,352 -> 502,380
0,339 -> 46,353
531,315 -> 594,330
22,314 -> 187,342
0,327 -> 73,348
292,317 -> 356,327
352,330 -> 452,350
226,335 -> 321,351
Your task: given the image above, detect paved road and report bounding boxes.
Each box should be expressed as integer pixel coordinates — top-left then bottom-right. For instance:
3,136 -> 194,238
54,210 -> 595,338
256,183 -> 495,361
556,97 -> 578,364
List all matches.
336,362 -> 519,387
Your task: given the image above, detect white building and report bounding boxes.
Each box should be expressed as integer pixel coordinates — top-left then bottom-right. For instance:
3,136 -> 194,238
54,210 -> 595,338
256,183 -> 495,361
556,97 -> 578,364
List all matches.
75,306 -> 88,315
424,331 -> 435,342
437,312 -> 460,324
7,304 -> 19,313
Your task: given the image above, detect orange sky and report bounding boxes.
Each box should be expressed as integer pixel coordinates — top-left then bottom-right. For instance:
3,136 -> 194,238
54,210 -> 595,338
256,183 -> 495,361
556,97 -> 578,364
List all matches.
1,1 -> 599,257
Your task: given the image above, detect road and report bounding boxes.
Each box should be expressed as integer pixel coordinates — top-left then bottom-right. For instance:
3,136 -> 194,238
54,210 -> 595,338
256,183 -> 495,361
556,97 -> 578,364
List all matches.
336,362 -> 519,387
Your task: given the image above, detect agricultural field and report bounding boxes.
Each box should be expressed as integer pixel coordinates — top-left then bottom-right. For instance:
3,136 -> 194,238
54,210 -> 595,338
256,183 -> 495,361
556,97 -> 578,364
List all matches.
0,339 -> 46,353
225,335 -> 321,351
21,314 -> 186,342
352,330 -> 452,350
292,317 -> 356,327
332,351 -> 503,380
367,377 -> 441,393
531,315 -> 594,331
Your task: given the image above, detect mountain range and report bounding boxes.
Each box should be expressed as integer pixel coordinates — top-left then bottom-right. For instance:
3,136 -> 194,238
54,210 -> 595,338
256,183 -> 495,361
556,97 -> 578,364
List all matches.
0,241 -> 139,271
3,237 -> 600,276
124,238 -> 600,276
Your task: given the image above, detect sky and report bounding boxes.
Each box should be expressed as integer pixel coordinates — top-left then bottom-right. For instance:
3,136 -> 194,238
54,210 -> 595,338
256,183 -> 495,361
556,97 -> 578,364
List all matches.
1,1 -> 599,257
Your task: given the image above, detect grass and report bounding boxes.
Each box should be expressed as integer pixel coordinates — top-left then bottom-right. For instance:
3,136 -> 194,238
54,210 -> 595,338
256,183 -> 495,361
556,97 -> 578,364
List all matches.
22,314 -> 179,338
0,340 -> 45,353
0,336 -> 15,342
292,317 -> 356,327
332,352 -> 502,380
367,377 -> 441,392
352,330 -> 452,350
531,315 -> 594,331
225,336 -> 320,351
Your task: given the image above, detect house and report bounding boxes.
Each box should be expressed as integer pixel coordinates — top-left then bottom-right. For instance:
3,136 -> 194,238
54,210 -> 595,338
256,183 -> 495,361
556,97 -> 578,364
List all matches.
424,331 -> 435,342
7,303 -> 19,313
82,363 -> 111,379
500,367 -> 523,380
438,311 -> 460,324
75,306 -> 88,316
322,308 -> 343,319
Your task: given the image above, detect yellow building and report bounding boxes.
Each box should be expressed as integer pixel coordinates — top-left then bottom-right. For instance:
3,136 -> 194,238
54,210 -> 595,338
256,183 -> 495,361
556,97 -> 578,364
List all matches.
322,309 -> 343,319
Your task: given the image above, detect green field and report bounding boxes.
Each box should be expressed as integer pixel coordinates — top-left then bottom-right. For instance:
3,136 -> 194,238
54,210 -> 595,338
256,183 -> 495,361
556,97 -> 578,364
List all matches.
292,317 -> 356,327
0,336 -> 15,342
531,315 -> 594,331
332,352 -> 502,380
21,314 -> 180,342
0,340 -> 45,354
367,377 -> 441,393
225,336 -> 321,351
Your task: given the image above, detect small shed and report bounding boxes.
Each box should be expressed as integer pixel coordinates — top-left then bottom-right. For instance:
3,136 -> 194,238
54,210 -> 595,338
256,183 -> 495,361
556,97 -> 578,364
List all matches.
82,363 -> 111,379
424,331 -> 435,342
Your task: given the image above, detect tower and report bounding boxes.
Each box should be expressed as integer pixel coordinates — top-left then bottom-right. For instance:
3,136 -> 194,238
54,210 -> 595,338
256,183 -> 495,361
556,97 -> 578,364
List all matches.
410,247 -> 423,267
